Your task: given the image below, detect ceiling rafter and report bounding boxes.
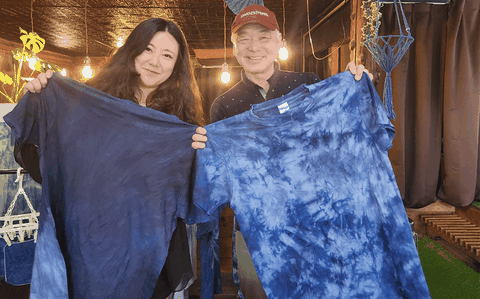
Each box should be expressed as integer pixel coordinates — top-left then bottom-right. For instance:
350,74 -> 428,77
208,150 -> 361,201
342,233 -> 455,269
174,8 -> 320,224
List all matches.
0,0 -> 334,66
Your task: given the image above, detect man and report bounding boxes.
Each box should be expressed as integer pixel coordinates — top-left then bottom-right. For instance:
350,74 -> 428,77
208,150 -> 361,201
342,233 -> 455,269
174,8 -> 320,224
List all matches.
192,4 -> 371,145
191,4 -> 373,298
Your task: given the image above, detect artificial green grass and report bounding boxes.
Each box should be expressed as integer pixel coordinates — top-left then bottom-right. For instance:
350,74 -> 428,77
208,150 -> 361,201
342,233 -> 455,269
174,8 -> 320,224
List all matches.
417,237 -> 480,298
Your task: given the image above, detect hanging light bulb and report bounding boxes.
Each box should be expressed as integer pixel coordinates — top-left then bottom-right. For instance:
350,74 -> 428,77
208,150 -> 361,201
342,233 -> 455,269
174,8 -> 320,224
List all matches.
28,55 -> 38,70
82,56 -> 93,79
278,40 -> 289,61
278,0 -> 289,61
116,37 -> 124,48
61,68 -> 67,76
220,63 -> 230,84
220,2 -> 230,85
82,1 -> 93,79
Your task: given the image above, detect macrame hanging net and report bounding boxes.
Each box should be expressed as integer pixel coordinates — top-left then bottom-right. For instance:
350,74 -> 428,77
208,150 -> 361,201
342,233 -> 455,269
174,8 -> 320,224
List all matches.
363,0 -> 414,120
225,0 -> 264,15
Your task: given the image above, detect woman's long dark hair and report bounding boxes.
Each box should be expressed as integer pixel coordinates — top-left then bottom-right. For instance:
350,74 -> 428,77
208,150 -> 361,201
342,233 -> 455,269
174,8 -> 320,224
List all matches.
87,18 -> 205,126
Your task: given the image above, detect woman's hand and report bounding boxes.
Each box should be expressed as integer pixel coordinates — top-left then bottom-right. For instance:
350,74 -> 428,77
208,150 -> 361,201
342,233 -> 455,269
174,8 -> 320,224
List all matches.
24,70 -> 54,93
346,62 -> 374,81
192,127 -> 207,149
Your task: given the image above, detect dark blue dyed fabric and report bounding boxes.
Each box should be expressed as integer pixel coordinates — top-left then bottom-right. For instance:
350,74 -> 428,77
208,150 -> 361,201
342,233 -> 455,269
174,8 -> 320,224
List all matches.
4,73 -> 197,299
2,239 -> 37,285
0,238 -> 5,281
1,119 -> 40,286
197,219 -> 222,299
193,72 -> 431,299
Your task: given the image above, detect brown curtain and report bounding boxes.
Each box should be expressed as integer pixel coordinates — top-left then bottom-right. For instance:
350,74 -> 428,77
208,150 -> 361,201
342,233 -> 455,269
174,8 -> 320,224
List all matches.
437,0 -> 480,206
375,0 -> 480,208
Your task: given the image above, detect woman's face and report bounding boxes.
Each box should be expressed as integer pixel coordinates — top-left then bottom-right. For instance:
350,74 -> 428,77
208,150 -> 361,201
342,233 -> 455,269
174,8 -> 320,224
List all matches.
135,31 -> 180,93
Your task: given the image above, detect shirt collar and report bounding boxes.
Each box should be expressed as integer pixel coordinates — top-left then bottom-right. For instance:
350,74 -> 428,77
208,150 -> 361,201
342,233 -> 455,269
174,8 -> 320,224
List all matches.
240,62 -> 281,91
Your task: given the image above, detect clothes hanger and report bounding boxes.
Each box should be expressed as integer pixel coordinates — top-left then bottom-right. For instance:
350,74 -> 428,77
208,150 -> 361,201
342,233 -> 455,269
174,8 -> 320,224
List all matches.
0,168 -> 40,246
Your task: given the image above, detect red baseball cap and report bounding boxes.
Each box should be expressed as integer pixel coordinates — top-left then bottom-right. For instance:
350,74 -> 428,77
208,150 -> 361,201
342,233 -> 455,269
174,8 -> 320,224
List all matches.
231,4 -> 280,34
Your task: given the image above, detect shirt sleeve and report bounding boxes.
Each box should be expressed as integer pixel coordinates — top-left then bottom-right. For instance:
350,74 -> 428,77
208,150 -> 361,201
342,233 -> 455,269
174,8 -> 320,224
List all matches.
191,131 -> 232,217
356,75 -> 395,151
4,92 -> 45,183
4,92 -> 41,147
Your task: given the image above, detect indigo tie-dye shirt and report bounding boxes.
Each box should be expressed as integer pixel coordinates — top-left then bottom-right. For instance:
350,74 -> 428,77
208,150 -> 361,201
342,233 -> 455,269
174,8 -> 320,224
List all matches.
192,72 -> 431,299
4,74 -> 196,299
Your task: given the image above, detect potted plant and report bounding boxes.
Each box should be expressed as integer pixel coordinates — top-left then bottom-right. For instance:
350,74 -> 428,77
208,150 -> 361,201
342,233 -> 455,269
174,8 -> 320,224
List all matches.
0,27 -> 62,104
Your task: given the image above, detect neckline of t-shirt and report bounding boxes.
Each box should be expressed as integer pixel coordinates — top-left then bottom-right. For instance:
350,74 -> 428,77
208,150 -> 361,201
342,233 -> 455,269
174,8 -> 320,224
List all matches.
52,73 -> 192,126
247,84 -> 312,126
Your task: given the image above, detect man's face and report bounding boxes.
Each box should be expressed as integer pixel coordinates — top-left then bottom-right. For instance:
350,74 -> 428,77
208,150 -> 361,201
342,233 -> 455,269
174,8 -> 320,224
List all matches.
233,24 -> 281,76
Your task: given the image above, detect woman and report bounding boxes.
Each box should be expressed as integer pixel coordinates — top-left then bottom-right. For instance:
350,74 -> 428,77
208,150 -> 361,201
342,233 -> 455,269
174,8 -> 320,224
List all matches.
27,18 -> 204,126
23,18 -> 203,299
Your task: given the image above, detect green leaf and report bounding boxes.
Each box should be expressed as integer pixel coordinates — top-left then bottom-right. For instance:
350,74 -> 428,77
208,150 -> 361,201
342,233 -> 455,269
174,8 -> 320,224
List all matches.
12,48 -> 30,62
19,27 -> 45,54
0,72 -> 13,85
34,60 -> 43,72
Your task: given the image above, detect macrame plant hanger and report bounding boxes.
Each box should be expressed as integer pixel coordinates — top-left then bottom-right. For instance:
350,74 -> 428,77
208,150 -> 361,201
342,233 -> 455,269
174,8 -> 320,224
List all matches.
363,0 -> 414,120
224,0 -> 264,15
0,168 -> 40,246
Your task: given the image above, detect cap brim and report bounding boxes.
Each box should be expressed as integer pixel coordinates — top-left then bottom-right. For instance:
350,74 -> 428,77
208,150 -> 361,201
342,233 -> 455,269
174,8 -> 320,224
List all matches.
232,20 -> 278,34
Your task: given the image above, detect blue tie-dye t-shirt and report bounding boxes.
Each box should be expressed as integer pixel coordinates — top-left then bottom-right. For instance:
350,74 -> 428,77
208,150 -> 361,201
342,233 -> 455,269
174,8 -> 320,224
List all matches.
4,74 -> 197,299
192,72 -> 431,299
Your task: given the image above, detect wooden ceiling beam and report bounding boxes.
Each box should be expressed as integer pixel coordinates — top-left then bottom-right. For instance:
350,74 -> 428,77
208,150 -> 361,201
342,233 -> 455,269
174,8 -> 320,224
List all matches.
194,48 -> 234,60
0,37 -> 75,69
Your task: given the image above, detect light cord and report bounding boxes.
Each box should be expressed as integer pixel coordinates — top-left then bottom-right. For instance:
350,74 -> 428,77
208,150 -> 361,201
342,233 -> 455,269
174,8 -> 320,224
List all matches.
85,0 -> 89,57
31,0 -> 35,32
306,0 -> 347,61
282,0 -> 286,38
223,1 -> 227,63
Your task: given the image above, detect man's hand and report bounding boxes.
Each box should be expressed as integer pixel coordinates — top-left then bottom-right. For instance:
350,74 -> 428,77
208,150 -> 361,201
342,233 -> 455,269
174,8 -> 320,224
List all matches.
192,127 -> 207,149
24,69 -> 54,93
346,62 -> 374,81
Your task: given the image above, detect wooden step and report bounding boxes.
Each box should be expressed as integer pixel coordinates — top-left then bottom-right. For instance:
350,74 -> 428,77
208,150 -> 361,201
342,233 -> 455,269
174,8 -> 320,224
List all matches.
421,213 -> 480,268
405,201 -> 455,237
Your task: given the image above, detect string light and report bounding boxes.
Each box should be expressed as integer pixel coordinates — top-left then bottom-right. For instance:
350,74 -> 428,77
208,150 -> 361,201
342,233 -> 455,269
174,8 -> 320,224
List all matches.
220,1 -> 230,84
82,57 -> 93,79
278,0 -> 289,61
61,68 -> 67,76
82,0 -> 93,79
28,0 -> 65,74
221,63 -> 230,84
279,40 -> 289,61
28,0 -> 39,71
116,37 -> 124,48
28,56 -> 38,70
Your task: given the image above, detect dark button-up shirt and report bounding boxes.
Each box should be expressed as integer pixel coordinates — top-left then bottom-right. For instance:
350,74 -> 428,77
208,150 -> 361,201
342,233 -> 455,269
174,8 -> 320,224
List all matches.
210,64 -> 320,122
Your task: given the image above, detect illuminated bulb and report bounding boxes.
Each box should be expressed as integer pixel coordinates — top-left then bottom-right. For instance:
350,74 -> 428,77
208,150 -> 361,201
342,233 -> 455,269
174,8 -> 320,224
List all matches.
61,68 -> 67,76
82,56 -> 93,79
220,63 -> 230,84
116,37 -> 124,48
28,56 -> 38,70
278,40 -> 289,61
82,65 -> 93,79
221,71 -> 230,84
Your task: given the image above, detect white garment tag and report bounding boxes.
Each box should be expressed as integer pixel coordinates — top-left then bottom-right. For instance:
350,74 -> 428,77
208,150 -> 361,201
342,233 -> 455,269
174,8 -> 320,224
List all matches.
278,102 -> 290,114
